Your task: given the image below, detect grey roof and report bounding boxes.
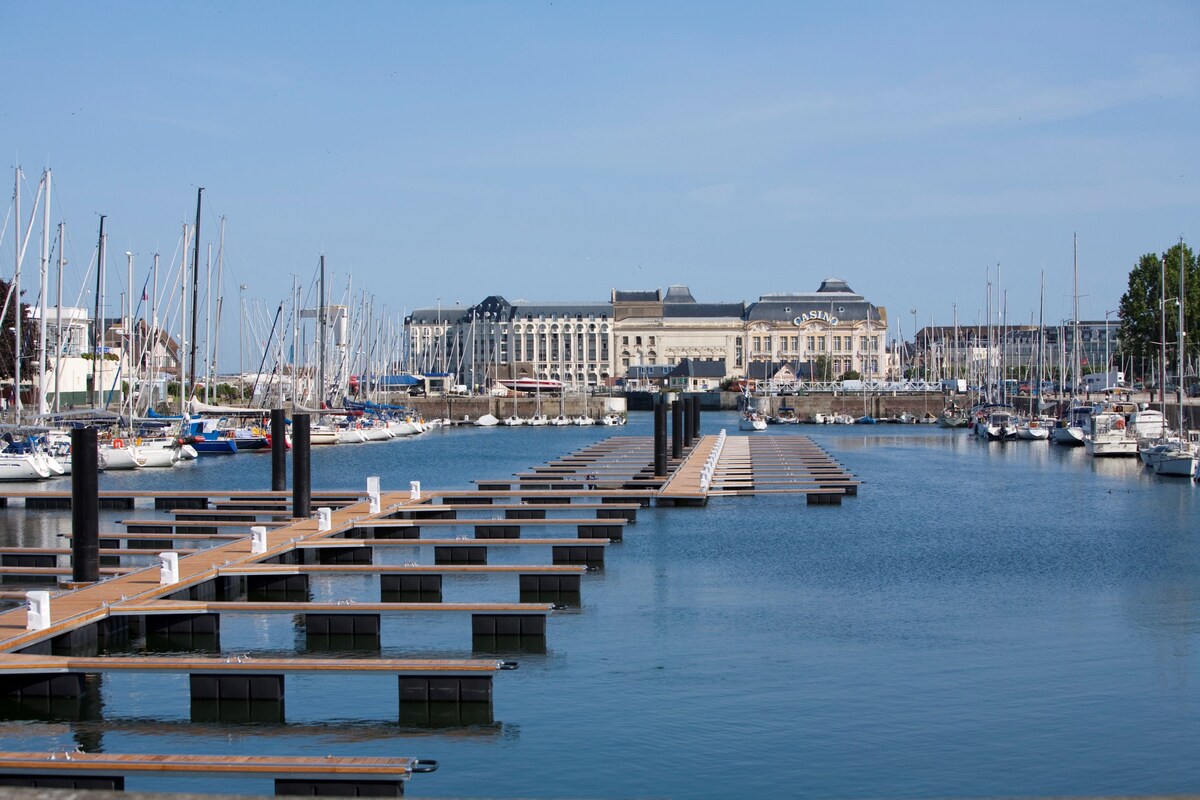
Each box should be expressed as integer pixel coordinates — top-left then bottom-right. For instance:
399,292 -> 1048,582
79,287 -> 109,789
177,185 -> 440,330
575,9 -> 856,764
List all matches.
669,359 -> 726,378
663,285 -> 697,304
663,302 -> 746,319
508,301 -> 611,319
613,289 -> 661,302
626,365 -> 675,378
405,304 -> 473,324
748,279 -> 882,323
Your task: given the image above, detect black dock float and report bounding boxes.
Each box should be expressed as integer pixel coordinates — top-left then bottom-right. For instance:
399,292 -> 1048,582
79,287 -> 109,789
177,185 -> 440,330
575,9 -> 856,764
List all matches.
519,573 -> 582,592
0,775 -> 124,791
441,495 -> 493,505
393,508 -> 456,520
381,574 -> 444,595
806,492 -> 844,505
552,545 -> 605,564
276,778 -> 403,797
399,675 -> 492,704
434,546 -> 488,565
476,482 -> 511,491
304,614 -> 381,637
144,613 -> 220,637
156,496 -> 209,510
0,673 -> 86,699
247,573 -> 311,600
26,496 -> 71,510
471,613 -> 546,636
190,673 -> 285,702
474,524 -> 521,539
317,546 -> 373,565
504,508 -> 546,520
577,523 -> 623,542
98,497 -> 135,510
596,506 -> 637,522
350,525 -> 420,540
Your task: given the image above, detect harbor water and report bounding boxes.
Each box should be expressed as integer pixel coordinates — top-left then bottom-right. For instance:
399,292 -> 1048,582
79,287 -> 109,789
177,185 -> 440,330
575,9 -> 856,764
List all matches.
1,413 -> 1197,798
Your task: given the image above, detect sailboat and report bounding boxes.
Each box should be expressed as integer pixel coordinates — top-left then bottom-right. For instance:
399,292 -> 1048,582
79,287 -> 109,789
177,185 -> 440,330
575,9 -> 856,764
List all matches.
1051,235 -> 1090,445
1016,273 -> 1052,440
1148,241 -> 1199,477
738,387 -> 767,431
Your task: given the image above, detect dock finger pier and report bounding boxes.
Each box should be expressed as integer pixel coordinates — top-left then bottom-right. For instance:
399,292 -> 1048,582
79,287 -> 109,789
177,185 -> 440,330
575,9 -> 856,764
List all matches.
0,405 -> 859,795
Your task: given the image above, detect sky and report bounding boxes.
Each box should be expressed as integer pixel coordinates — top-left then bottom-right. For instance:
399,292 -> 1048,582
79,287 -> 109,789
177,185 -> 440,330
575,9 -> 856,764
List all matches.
3,1 -> 1199,363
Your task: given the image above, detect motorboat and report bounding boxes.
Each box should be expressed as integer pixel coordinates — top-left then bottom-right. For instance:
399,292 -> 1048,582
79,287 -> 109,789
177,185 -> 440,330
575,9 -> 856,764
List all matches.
474,414 -> 500,427
601,413 -> 626,426
1085,410 -> 1138,457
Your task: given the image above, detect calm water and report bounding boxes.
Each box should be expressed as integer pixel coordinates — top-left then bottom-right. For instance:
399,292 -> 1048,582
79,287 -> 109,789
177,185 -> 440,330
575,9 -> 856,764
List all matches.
2,414 -> 1198,798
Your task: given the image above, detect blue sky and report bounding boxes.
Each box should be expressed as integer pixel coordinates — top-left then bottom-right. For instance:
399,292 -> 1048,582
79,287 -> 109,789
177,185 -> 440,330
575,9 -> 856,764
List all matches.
3,1 -> 1198,359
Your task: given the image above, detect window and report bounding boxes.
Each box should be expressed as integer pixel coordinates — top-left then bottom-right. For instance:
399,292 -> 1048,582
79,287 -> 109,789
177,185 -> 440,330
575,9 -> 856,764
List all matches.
790,336 -> 798,351
833,336 -> 842,352
622,336 -> 629,346
635,336 -> 642,346
807,336 -> 815,351
818,338 -> 826,352
753,336 -> 762,351
781,337 -> 789,352
649,336 -> 656,346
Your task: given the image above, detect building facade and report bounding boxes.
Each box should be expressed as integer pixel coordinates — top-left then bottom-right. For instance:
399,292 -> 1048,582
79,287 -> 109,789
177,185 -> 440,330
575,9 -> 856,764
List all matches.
405,278 -> 889,391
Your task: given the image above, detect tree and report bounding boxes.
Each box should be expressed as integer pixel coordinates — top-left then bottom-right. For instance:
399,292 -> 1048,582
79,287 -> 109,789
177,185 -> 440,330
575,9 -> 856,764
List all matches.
0,276 -> 42,382
1117,242 -> 1200,371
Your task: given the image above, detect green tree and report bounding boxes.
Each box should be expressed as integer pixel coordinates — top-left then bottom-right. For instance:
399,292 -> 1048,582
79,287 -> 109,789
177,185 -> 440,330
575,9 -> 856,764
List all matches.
0,276 -> 43,382
1117,242 -> 1200,371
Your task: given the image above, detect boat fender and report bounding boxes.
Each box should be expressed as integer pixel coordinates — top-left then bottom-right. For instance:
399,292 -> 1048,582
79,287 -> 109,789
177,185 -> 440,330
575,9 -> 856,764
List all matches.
113,438 -> 124,448
1115,418 -> 1125,430
135,437 -> 142,446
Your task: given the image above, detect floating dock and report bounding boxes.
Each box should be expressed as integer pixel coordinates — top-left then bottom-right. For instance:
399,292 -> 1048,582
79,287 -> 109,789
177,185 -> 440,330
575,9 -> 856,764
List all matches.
0,425 -> 858,792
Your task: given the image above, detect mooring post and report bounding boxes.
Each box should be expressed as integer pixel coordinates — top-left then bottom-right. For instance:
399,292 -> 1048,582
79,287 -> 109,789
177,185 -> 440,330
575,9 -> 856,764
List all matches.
70,427 -> 100,583
653,399 -> 667,477
270,408 -> 287,491
686,395 -> 696,448
671,396 -> 683,459
692,394 -> 701,436
292,413 -> 311,519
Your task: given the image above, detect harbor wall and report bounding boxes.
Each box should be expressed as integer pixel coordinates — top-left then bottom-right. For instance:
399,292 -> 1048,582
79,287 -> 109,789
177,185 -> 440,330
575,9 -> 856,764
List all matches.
371,391 -> 1200,427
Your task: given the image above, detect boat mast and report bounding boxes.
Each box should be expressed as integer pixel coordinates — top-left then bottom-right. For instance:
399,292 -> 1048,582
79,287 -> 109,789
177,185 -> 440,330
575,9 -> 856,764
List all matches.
53,221 -> 64,414
93,215 -> 105,408
1175,238 -> 1185,436
37,168 -> 51,416
178,223 -> 189,414
318,254 -> 326,408
1072,233 -> 1080,402
188,187 -> 203,403
1159,252 -> 1167,417
210,217 -> 226,405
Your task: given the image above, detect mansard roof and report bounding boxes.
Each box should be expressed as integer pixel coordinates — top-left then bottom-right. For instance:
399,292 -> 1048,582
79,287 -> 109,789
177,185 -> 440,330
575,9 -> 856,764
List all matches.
663,285 -> 697,304
663,302 -> 746,319
747,278 -> 883,324
612,289 -> 661,302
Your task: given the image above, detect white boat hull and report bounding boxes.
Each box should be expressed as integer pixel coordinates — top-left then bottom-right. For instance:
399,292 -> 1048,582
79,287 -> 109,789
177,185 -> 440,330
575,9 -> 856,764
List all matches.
0,454 -> 52,481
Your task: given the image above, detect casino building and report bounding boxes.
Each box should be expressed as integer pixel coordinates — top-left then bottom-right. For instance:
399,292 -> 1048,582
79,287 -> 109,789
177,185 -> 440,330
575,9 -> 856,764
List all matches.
404,278 -> 889,390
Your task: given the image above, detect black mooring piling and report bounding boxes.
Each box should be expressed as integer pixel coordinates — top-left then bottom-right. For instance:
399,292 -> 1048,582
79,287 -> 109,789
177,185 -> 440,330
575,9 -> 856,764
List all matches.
70,427 -> 100,584
653,400 -> 668,477
270,409 -> 287,492
681,396 -> 694,447
292,413 -> 311,519
671,397 -> 683,459
691,394 -> 701,437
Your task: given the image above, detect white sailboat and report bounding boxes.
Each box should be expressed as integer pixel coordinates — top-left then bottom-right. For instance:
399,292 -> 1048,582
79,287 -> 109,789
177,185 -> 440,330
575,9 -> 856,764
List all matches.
1149,241 -> 1199,477
1052,236 -> 1089,445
